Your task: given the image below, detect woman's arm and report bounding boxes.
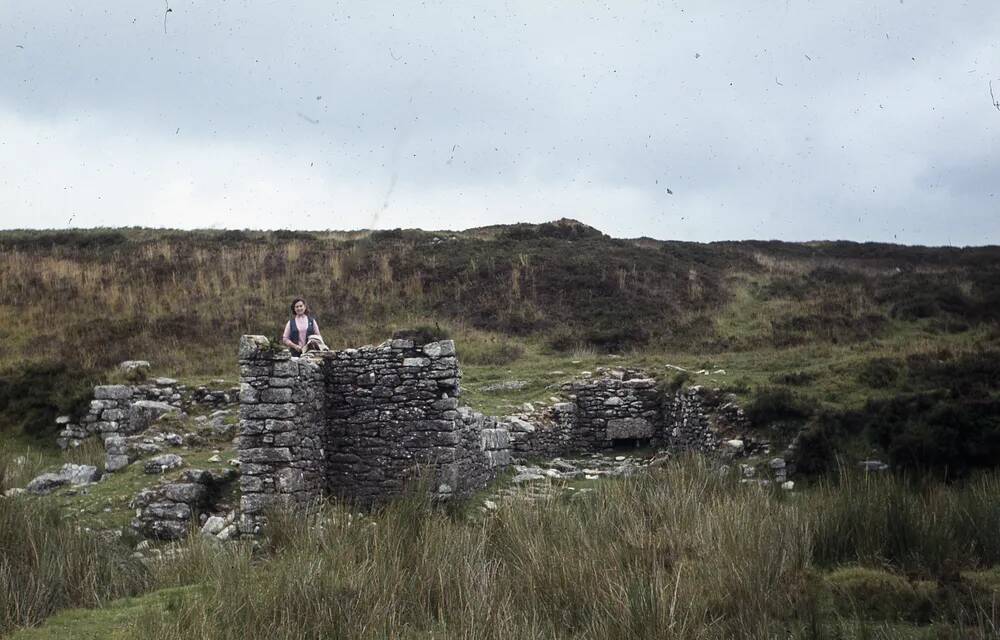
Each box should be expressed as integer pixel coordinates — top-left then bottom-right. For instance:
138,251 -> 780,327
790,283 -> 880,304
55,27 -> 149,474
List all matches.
312,318 -> 322,340
281,320 -> 299,350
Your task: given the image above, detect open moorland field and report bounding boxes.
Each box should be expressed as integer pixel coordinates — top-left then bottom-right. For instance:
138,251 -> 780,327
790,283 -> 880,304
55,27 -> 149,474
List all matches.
2,220 -> 999,638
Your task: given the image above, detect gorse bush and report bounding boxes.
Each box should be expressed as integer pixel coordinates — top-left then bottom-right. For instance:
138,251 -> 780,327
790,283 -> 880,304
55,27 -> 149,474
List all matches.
858,357 -> 903,389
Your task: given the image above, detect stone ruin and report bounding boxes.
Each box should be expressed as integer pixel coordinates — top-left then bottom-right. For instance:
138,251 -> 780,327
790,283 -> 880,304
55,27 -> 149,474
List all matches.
57,372 -> 237,472
237,336 -> 512,534
236,337 -> 755,536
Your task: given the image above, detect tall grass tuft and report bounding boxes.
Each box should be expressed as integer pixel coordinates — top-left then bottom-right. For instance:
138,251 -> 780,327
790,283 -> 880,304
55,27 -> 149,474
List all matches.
809,468 -> 1000,575
0,496 -> 150,634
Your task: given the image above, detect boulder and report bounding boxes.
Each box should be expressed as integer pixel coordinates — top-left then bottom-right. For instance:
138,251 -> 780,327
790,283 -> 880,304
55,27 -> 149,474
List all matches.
106,454 -> 131,472
59,463 -> 99,485
128,401 -> 178,433
25,464 -> 98,495
26,473 -> 67,495
505,417 -> 536,433
201,516 -> 226,536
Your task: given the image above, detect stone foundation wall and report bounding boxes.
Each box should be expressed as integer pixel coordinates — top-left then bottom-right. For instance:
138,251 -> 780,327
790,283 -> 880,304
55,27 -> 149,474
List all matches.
509,368 -> 663,457
509,370 -> 744,459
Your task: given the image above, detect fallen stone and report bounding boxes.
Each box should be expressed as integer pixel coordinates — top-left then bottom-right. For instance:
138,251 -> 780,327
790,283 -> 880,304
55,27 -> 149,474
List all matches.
511,472 -> 545,484
60,464 -> 99,485
505,417 -> 536,433
162,483 -> 207,503
144,454 -> 184,474
26,473 -> 68,495
859,460 -> 889,472
26,463 -> 99,495
106,454 -> 131,472
119,360 -> 151,375
201,515 -> 226,536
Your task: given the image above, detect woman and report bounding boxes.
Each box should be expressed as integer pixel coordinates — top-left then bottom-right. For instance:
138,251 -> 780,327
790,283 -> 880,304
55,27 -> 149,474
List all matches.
281,298 -> 324,354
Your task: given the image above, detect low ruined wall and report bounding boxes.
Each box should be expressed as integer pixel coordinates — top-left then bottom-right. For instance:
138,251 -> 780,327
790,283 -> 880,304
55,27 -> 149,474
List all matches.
510,369 -> 663,457
57,378 -> 236,450
509,370 -> 741,459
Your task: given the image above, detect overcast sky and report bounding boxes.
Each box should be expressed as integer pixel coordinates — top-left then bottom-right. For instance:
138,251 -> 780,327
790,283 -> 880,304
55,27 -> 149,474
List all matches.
1,1 -> 998,244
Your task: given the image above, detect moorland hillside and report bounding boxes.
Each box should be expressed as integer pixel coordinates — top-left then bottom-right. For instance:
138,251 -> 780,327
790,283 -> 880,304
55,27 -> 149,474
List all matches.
1,219 -> 998,473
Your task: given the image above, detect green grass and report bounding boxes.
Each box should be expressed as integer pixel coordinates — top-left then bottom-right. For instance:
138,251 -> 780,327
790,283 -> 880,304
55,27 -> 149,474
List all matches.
5,458 -> 1000,639
8,587 -> 196,640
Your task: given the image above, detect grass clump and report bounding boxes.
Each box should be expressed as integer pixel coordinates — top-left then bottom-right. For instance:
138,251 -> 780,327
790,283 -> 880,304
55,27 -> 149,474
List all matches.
0,496 -> 150,635
809,470 -> 1000,575
826,567 -> 935,622
458,339 -> 525,366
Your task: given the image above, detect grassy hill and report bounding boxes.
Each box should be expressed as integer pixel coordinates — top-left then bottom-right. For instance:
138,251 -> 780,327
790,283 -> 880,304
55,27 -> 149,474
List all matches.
1,220 -> 998,472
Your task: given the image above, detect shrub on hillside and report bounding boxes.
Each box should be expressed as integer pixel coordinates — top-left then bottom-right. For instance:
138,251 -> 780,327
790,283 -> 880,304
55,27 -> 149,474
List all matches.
905,350 -> 1000,397
857,357 -> 902,389
880,276 -> 976,321
391,324 -> 450,344
0,363 -> 95,437
867,393 -> 1000,474
792,424 -> 838,475
807,266 -> 870,286
745,388 -> 813,427
543,328 -> 580,353
826,567 -> 935,622
770,312 -> 886,347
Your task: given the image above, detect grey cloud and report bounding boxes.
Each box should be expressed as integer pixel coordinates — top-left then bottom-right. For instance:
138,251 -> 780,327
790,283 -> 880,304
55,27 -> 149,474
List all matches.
1,1 -> 998,243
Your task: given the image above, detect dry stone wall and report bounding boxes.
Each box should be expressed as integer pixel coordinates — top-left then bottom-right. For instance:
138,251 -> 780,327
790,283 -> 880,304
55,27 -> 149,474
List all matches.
509,369 -> 744,459
510,368 -> 663,457
237,336 -> 511,535
238,337 -> 326,535
57,379 -> 236,447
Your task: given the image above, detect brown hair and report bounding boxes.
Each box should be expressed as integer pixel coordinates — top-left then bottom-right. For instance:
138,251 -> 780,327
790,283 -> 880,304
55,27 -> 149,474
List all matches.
289,298 -> 310,316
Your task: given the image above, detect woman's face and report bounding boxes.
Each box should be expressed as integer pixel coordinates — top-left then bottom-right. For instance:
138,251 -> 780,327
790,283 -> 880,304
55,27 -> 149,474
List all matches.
293,301 -> 307,316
